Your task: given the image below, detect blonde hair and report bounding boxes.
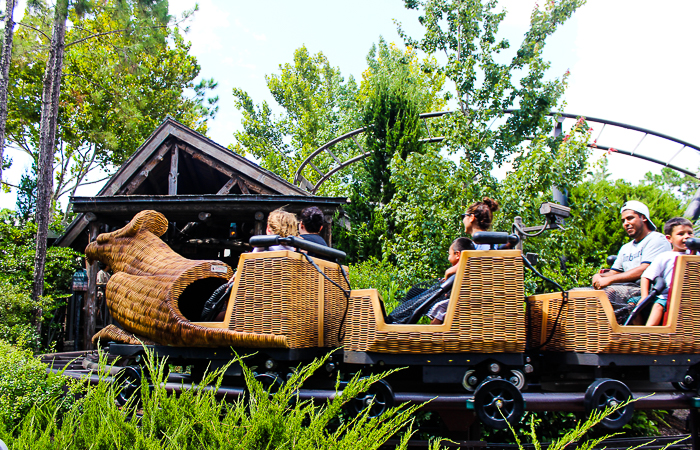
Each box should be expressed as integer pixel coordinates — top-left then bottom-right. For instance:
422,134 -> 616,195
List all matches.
267,208 -> 299,238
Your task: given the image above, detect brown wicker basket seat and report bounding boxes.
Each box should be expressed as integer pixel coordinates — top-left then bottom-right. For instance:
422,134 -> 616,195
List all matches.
86,210 -> 287,348
527,255 -> 700,354
346,250 -> 526,354
224,250 -> 350,349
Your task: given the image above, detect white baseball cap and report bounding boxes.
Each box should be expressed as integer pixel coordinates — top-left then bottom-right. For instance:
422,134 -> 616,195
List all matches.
620,200 -> 657,231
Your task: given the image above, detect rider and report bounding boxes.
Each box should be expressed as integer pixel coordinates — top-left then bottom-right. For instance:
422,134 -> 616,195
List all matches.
635,217 -> 696,326
427,237 -> 476,324
298,206 -> 331,260
591,200 -> 671,301
444,198 -> 500,279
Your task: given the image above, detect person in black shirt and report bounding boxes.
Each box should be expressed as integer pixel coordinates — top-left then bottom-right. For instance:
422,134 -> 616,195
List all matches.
299,206 -> 330,259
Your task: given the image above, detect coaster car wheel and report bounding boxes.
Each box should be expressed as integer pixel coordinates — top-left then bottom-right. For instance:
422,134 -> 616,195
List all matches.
347,379 -> 395,418
508,370 -> 527,391
114,366 -> 143,406
473,378 -> 525,429
672,370 -> 698,392
584,378 -> 634,430
254,372 -> 283,394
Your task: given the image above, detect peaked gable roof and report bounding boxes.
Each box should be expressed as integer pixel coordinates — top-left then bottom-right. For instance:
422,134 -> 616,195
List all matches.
101,117 -> 307,197
56,118 -> 315,248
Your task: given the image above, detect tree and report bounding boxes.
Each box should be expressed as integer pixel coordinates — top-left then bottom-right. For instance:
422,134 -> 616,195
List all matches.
398,0 -> 584,183
6,2 -> 216,219
3,0 -> 212,337
33,0 -> 69,327
0,0 -> 18,183
232,45 -> 361,184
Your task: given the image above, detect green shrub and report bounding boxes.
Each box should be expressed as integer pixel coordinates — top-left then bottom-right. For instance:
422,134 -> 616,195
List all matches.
0,209 -> 82,349
0,341 -> 74,429
349,257 -> 404,310
4,349 -> 431,449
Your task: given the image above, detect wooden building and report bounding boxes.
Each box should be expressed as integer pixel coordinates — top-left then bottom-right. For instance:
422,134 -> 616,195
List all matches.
56,117 -> 348,349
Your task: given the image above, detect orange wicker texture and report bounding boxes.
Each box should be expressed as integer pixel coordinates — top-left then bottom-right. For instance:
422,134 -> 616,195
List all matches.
528,256 -> 700,354
346,251 -> 526,354
92,324 -> 156,346
85,210 -> 288,348
228,252 -> 350,349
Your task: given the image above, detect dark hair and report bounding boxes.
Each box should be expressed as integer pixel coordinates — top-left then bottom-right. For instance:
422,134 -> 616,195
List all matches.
466,197 -> 500,231
452,237 -> 475,252
664,217 -> 693,235
300,206 -> 325,233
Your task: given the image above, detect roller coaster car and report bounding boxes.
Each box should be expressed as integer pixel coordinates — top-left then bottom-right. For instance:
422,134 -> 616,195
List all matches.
528,242 -> 700,387
89,210 -> 350,353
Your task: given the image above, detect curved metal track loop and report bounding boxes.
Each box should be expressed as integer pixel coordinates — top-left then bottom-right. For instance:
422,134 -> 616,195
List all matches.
294,110 -> 700,194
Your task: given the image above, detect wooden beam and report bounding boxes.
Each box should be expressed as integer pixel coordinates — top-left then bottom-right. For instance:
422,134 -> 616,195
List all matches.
238,177 -> 251,194
179,144 -> 273,194
84,223 -> 100,350
216,178 -> 238,195
121,143 -> 172,195
100,124 -> 175,196
168,125 -> 308,195
168,145 -> 179,196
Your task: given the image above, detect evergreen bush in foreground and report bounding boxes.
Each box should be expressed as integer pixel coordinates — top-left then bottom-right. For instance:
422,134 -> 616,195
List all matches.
0,345 -> 687,449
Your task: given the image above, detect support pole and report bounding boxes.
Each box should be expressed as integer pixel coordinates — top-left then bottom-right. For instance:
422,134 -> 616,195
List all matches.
254,211 -> 265,236
83,222 -> 99,350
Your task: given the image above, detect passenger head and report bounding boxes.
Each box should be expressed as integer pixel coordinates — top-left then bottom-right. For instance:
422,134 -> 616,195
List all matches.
448,237 -> 475,267
462,197 -> 500,233
299,206 -> 324,234
620,200 -> 656,240
664,217 -> 694,253
266,208 -> 299,238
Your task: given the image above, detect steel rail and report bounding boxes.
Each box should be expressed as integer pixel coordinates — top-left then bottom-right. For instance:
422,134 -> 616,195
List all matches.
295,110 -> 700,194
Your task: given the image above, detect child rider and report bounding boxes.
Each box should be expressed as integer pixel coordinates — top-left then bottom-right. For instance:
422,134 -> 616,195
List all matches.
636,217 -> 696,326
427,237 -> 475,324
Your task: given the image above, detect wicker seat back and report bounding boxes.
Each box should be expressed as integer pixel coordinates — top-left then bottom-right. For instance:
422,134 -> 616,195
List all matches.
528,255 -> 700,354
346,250 -> 526,354
225,251 -> 349,348
87,210 -> 288,348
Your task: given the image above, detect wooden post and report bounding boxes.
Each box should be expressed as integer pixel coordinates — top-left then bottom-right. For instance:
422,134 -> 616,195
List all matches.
83,222 -> 99,350
254,211 -> 265,236
168,145 -> 179,196
322,216 -> 333,247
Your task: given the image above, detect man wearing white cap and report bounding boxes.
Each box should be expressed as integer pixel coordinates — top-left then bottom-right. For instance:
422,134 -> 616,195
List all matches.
591,200 -> 671,291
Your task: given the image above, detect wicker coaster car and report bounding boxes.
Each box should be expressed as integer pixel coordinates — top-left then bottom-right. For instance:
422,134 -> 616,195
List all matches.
87,210 -> 348,349
85,211 -> 344,348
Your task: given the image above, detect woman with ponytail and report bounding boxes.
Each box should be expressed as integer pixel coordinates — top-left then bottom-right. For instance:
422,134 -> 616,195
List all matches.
443,197 -> 500,279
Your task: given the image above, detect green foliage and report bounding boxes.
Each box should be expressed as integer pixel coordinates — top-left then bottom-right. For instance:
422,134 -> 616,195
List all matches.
6,0 -> 218,218
0,209 -> 81,348
496,400 -> 687,450
232,45 -> 360,183
0,341 -> 76,429
399,0 -> 584,177
349,257 -> 403,310
3,349 -> 427,449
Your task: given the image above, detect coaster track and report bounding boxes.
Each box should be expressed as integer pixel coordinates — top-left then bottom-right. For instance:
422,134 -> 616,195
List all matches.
293,110 -> 700,195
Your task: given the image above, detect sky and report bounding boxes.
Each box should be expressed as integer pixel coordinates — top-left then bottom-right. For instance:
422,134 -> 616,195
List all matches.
2,0 -> 699,210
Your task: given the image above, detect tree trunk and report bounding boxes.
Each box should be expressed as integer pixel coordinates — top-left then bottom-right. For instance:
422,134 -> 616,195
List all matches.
32,0 -> 68,337
0,0 -> 17,183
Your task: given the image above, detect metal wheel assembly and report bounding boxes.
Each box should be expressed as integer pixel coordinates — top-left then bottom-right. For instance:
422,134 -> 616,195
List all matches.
473,378 -> 525,429
114,366 -> 143,406
584,378 -> 634,430
347,379 -> 395,418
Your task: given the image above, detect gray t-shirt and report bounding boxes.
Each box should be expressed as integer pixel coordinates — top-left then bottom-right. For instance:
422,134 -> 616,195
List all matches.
611,231 -> 671,275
